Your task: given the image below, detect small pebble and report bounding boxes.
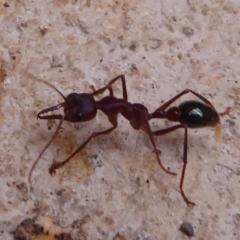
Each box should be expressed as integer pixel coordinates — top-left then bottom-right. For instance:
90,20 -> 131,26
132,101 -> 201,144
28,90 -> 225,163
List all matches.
179,222 -> 194,237
3,2 -> 10,7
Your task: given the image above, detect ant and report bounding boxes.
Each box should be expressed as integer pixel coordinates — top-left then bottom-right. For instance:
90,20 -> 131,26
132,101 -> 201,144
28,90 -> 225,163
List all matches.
29,74 -> 223,206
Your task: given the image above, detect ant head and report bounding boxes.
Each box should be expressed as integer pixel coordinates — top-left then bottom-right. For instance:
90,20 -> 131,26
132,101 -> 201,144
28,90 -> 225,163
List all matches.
177,101 -> 220,128
64,93 -> 97,122
37,93 -> 97,123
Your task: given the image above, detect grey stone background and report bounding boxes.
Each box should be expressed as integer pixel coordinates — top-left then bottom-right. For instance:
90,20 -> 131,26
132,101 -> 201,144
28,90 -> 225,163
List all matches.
0,0 -> 239,239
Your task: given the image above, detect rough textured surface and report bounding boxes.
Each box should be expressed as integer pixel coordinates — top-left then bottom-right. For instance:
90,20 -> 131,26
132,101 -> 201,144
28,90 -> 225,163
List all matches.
0,0 -> 239,239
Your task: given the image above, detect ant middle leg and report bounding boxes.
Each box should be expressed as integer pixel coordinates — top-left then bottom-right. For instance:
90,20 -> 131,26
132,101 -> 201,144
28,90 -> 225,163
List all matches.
49,116 -> 118,174
140,116 -> 177,176
152,124 -> 195,206
91,75 -> 128,101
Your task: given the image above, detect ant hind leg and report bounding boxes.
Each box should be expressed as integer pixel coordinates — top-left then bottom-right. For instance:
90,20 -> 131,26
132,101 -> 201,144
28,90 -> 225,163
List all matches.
152,124 -> 195,206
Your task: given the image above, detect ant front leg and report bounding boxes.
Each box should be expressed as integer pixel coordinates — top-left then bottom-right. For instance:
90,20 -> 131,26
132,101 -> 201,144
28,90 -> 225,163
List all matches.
91,75 -> 128,101
152,124 -> 195,206
49,116 -> 118,174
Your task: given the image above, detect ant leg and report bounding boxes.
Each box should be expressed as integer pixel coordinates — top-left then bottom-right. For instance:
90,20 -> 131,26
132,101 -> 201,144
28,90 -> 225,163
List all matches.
28,113 -> 67,183
142,117 -> 177,176
156,89 -> 215,112
152,124 -> 195,206
90,84 -> 114,97
91,75 -> 128,101
219,107 -> 231,117
48,116 -> 118,174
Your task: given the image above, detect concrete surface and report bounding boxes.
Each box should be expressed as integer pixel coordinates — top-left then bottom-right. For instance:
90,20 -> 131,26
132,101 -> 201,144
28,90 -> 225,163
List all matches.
0,0 -> 239,239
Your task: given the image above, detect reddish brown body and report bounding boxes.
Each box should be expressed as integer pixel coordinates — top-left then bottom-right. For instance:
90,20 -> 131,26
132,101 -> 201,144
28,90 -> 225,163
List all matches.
29,75 -> 221,206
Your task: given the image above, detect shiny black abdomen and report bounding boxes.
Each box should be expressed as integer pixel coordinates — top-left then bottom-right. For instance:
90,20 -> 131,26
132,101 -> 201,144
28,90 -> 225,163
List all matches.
178,101 -> 220,128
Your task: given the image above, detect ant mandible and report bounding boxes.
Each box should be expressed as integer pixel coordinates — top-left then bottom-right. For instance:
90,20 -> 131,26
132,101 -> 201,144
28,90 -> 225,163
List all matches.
29,74 -> 222,206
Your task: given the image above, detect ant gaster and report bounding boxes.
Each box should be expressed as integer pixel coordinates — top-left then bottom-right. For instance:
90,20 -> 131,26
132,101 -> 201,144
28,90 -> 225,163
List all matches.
29,75 -> 222,206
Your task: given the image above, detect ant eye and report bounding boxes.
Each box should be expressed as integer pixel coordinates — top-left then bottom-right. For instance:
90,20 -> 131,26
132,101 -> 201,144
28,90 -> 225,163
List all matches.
71,112 -> 83,121
77,113 -> 83,119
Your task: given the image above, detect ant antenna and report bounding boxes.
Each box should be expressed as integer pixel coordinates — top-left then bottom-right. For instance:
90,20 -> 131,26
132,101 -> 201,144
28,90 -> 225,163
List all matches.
37,78 -> 67,101
28,113 -> 67,184
20,70 -> 67,101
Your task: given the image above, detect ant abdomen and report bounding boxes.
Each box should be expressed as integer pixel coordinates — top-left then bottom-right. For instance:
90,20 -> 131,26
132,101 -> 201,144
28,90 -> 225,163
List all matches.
178,101 -> 220,128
